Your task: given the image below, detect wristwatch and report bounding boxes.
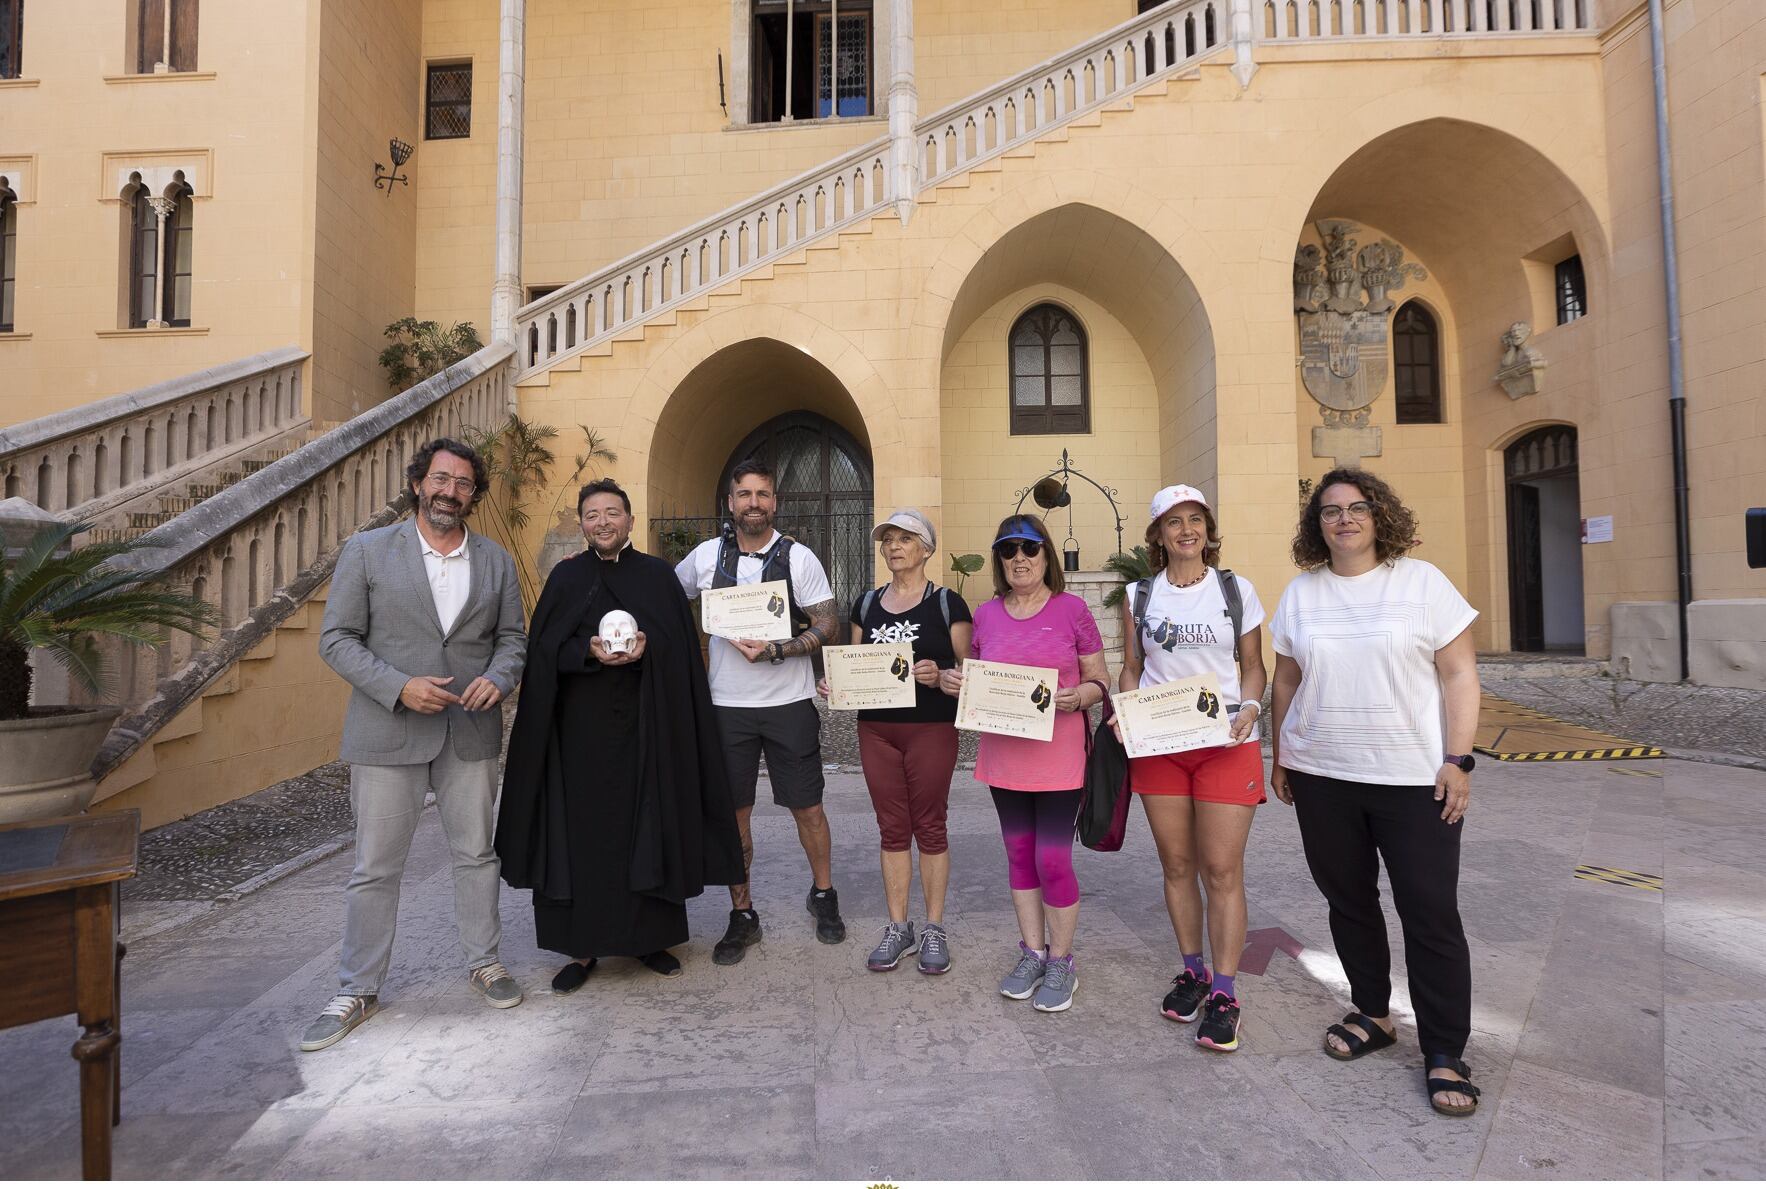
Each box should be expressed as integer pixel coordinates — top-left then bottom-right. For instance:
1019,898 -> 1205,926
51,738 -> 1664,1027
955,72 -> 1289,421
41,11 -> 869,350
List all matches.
766,642 -> 785,665
1444,753 -> 1476,773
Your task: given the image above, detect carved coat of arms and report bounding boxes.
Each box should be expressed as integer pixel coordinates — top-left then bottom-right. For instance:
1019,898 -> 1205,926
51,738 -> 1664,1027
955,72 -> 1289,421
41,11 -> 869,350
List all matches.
1294,220 -> 1426,416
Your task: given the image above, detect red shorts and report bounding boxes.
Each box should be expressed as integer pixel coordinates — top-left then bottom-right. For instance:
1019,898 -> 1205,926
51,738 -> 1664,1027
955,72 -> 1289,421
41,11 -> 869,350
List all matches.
1129,740 -> 1266,805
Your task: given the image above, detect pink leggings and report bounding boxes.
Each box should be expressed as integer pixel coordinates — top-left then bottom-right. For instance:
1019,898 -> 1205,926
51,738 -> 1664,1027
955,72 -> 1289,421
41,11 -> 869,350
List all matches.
989,786 -> 1083,909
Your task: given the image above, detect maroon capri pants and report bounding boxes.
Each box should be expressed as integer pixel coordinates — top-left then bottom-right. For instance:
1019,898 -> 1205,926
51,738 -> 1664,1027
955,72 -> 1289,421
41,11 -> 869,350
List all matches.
856,721 -> 959,854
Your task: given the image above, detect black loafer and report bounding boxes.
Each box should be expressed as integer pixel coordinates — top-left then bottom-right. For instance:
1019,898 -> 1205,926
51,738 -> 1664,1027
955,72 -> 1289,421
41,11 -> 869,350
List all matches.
551,958 -> 596,994
638,950 -> 683,978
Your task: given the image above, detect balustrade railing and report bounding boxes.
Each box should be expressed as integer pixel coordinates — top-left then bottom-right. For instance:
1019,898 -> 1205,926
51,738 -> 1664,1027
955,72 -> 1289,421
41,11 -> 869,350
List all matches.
1258,0 -> 1592,39
92,345 -> 513,777
0,348 -> 310,518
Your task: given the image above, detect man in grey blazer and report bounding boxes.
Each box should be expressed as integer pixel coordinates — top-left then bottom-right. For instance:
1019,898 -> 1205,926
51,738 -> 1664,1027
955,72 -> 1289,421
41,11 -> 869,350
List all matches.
301,437 -> 528,1052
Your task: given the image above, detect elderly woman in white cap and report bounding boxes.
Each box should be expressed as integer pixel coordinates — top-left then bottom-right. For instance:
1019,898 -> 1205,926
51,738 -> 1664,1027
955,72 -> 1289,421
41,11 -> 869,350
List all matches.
1115,484 -> 1268,1053
819,509 -> 972,975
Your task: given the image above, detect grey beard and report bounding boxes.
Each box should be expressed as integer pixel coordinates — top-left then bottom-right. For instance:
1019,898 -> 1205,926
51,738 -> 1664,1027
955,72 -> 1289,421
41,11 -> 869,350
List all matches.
420,496 -> 466,530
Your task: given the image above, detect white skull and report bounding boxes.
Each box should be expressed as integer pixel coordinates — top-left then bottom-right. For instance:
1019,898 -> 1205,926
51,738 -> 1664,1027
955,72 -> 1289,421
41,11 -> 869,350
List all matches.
598,610 -> 638,655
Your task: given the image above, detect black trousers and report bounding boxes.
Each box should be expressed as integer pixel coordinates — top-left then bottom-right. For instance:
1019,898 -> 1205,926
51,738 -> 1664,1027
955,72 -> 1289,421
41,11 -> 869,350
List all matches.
1289,768 -> 1472,1059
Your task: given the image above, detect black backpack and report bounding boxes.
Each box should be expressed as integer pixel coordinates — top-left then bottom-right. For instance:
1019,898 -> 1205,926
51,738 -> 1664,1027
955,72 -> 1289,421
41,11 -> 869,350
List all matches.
853,581 -> 956,635
1131,568 -> 1245,664
712,531 -> 811,636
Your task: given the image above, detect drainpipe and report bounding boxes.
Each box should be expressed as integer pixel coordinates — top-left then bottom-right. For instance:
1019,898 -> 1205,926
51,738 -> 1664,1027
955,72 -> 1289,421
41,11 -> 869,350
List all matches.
1647,0 -> 1693,680
491,0 -> 527,406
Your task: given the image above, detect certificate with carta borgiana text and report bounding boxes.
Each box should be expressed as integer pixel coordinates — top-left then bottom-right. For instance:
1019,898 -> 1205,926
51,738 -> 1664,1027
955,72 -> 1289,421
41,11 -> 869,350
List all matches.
700,580 -> 793,642
954,658 -> 1060,741
823,642 -> 918,710
1112,673 -> 1232,758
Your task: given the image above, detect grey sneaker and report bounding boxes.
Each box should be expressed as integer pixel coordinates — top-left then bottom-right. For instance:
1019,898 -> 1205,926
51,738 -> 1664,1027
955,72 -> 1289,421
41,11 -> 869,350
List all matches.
917,922 -> 951,975
299,993 -> 377,1052
1033,954 -> 1078,1013
866,921 -> 918,971
998,941 -> 1046,1000
469,961 -> 523,1009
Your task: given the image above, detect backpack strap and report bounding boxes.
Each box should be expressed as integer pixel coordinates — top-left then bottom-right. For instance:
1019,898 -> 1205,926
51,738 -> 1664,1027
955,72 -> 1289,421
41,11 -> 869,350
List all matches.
763,536 -> 812,635
937,585 -> 953,630
1215,567 -> 1244,664
711,532 -> 741,589
857,584 -> 884,628
1130,578 -> 1152,663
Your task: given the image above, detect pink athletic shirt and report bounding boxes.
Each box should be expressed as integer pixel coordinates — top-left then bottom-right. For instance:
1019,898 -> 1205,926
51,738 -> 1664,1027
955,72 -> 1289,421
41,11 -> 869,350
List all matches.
970,591 -> 1104,792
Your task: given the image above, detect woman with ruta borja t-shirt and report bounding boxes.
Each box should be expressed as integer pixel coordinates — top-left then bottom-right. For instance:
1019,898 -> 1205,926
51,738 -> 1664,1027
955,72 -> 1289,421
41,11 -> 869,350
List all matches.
940,514 -> 1108,1014
1114,484 -> 1268,1054
818,509 -> 972,976
1269,466 -> 1483,1117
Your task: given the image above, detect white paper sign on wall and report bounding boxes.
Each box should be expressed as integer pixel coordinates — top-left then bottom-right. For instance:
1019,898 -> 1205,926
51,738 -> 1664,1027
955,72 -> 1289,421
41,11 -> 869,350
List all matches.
1581,515 -> 1614,544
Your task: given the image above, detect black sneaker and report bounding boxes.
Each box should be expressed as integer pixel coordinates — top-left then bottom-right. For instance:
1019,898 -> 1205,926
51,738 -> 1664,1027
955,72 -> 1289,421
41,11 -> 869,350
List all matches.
1196,992 -> 1241,1052
713,909 -> 762,966
806,886 -> 846,944
1161,969 -> 1212,1023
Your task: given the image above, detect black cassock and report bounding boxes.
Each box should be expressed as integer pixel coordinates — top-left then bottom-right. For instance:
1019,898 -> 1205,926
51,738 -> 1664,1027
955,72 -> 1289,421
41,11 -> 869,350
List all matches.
496,544 -> 744,958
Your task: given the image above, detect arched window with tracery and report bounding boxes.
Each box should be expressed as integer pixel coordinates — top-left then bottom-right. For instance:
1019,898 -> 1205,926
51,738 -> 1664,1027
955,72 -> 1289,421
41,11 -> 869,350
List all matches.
162,180 -> 194,327
0,182 -> 16,333
1009,302 -> 1090,435
1392,300 -> 1441,424
125,180 -> 158,328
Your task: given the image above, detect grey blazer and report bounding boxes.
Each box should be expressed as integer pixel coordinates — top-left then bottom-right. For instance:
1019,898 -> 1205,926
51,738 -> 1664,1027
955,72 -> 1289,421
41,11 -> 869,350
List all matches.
319,518 -> 527,765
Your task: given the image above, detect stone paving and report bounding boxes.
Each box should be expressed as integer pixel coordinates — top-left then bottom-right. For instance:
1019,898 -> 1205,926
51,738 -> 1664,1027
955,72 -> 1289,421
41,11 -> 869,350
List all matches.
6,743 -> 1766,1179
1478,674 -> 1766,765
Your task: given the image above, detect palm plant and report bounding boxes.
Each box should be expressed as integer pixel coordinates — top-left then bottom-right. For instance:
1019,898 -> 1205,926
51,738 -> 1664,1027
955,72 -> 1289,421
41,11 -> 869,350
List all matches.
0,521 -> 217,721
1100,545 -> 1155,609
462,415 -> 617,613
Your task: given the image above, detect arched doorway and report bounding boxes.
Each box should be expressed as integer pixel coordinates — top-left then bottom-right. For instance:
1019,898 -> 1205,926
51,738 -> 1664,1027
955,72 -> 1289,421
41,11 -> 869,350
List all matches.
1505,425 -> 1584,652
719,412 -> 875,628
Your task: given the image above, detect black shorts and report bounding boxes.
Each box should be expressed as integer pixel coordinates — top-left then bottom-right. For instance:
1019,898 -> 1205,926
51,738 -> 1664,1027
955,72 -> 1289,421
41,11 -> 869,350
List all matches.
716,700 -> 825,811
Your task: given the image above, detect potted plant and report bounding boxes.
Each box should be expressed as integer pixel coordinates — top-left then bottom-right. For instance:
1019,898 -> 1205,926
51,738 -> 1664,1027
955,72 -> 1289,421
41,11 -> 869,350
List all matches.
0,510 -> 215,823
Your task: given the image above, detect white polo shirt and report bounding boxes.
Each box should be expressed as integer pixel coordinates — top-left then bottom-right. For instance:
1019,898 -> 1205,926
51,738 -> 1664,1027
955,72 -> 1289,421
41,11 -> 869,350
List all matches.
418,526 -> 471,635
675,532 -> 834,708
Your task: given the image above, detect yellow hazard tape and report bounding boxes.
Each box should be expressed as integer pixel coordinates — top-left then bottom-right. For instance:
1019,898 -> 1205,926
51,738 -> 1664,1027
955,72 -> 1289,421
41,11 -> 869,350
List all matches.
1573,864 -> 1664,891
1477,745 -> 1665,761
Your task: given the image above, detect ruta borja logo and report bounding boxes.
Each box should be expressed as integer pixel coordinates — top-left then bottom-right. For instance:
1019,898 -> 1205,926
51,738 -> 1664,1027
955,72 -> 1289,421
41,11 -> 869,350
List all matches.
1030,682 -> 1053,712
1195,689 -> 1221,719
890,655 -> 910,681
766,594 -> 785,616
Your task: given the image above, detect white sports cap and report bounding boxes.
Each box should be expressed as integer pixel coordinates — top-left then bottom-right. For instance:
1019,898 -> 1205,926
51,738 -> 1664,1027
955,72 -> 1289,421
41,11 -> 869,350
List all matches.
872,508 -> 936,550
1148,484 -> 1211,522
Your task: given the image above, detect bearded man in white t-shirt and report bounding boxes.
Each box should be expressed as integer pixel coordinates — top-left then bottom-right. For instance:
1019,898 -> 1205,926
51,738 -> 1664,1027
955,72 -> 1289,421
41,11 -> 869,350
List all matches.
675,459 -> 845,964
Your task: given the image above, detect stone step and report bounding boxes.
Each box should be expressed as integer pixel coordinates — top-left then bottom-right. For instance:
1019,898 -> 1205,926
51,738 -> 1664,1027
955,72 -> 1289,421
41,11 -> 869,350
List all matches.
1477,652 -> 1608,681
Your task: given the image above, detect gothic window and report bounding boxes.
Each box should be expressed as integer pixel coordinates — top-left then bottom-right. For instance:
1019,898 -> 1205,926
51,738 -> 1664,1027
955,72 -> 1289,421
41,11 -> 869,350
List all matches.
425,62 -> 472,139
135,0 -> 199,74
1009,303 -> 1090,435
126,182 -> 158,329
0,186 -> 16,333
1555,254 -> 1587,324
162,181 -> 194,326
1,0 -> 22,79
1392,301 -> 1441,424
750,0 -> 873,123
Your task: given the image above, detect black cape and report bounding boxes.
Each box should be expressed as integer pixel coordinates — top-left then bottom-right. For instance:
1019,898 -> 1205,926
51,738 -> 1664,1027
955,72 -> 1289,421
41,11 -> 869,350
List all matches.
495,546 -> 745,905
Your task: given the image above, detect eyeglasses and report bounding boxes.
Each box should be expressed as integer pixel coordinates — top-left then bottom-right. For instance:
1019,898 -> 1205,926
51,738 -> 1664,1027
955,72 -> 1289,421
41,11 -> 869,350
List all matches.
425,474 -> 477,497
994,540 -> 1044,559
1319,501 -> 1374,524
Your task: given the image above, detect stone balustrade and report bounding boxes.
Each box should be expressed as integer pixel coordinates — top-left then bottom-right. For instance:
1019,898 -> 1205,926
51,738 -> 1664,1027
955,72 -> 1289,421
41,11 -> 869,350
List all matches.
1258,0 -> 1593,38
0,347 -> 310,519
90,344 -> 513,777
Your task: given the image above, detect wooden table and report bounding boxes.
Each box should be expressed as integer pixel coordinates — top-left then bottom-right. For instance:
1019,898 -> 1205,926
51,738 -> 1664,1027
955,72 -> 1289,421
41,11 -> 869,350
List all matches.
0,811 -> 139,1181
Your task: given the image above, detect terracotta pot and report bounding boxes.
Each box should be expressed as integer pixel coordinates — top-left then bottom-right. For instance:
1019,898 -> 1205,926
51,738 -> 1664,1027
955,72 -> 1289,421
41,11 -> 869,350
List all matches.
0,706 -> 123,824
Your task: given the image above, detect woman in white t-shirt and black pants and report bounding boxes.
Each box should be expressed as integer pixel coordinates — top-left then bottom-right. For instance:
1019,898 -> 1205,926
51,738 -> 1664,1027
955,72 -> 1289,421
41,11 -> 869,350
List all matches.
1116,485 -> 1268,1054
1269,467 -> 1483,1117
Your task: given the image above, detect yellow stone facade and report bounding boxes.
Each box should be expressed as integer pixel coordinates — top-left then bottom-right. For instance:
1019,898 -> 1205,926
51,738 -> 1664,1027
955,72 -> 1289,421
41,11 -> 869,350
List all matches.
4,0 -> 1764,826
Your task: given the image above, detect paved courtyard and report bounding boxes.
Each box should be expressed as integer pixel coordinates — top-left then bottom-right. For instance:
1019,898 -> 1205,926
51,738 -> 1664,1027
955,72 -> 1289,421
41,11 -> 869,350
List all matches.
3,749 -> 1765,1180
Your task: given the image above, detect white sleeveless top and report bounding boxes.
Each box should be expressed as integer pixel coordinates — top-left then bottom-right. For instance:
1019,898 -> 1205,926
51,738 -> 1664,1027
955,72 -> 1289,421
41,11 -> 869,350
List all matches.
1132,568 -> 1266,742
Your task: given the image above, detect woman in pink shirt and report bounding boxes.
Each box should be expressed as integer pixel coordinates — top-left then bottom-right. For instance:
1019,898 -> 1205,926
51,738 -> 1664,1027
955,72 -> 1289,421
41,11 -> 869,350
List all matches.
940,514 -> 1108,1013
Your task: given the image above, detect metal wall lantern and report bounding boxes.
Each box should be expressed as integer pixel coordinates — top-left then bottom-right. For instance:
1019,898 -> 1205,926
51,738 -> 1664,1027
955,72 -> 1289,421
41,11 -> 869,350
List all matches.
1013,449 -> 1124,572
374,139 -> 414,193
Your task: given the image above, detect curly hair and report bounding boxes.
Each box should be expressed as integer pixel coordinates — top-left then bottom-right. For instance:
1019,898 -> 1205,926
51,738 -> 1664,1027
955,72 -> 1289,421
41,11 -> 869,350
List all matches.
989,513 -> 1065,597
1291,466 -> 1419,569
1145,503 -> 1222,571
405,438 -> 488,512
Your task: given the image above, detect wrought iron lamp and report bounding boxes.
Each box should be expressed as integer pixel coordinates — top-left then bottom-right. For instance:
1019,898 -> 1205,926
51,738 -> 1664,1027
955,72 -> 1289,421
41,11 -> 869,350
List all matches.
1014,450 -> 1124,572
374,139 -> 414,193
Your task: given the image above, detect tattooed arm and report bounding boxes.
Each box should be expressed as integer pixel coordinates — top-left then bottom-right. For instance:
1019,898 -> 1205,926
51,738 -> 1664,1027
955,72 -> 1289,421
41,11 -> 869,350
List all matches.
774,599 -> 837,660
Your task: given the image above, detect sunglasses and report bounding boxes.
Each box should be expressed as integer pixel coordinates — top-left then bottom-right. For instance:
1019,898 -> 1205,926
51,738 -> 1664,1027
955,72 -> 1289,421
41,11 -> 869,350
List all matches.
994,539 -> 1044,560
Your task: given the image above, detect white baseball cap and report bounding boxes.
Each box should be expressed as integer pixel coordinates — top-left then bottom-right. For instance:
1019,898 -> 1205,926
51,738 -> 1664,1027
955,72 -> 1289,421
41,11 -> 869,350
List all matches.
872,508 -> 936,551
1148,484 -> 1211,522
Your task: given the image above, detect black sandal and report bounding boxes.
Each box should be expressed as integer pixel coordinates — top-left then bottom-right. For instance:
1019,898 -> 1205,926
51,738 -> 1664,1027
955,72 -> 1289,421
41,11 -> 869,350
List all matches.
1323,1011 -> 1398,1061
1424,1054 -> 1482,1117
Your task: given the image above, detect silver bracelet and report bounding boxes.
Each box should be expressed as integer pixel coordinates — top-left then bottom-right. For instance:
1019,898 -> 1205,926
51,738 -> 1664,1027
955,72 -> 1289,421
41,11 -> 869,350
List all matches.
1239,699 -> 1263,717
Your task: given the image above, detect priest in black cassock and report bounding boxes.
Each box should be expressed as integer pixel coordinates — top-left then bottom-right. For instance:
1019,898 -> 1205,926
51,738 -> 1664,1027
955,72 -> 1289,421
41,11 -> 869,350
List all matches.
496,478 -> 745,988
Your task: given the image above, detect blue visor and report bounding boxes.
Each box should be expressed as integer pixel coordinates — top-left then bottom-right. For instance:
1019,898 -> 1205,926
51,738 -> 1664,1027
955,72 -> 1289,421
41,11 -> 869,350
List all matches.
992,518 -> 1045,546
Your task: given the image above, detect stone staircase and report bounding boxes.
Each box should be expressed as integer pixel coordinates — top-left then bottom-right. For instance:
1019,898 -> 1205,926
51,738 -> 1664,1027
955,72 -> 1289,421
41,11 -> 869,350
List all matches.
86,435 -> 315,546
